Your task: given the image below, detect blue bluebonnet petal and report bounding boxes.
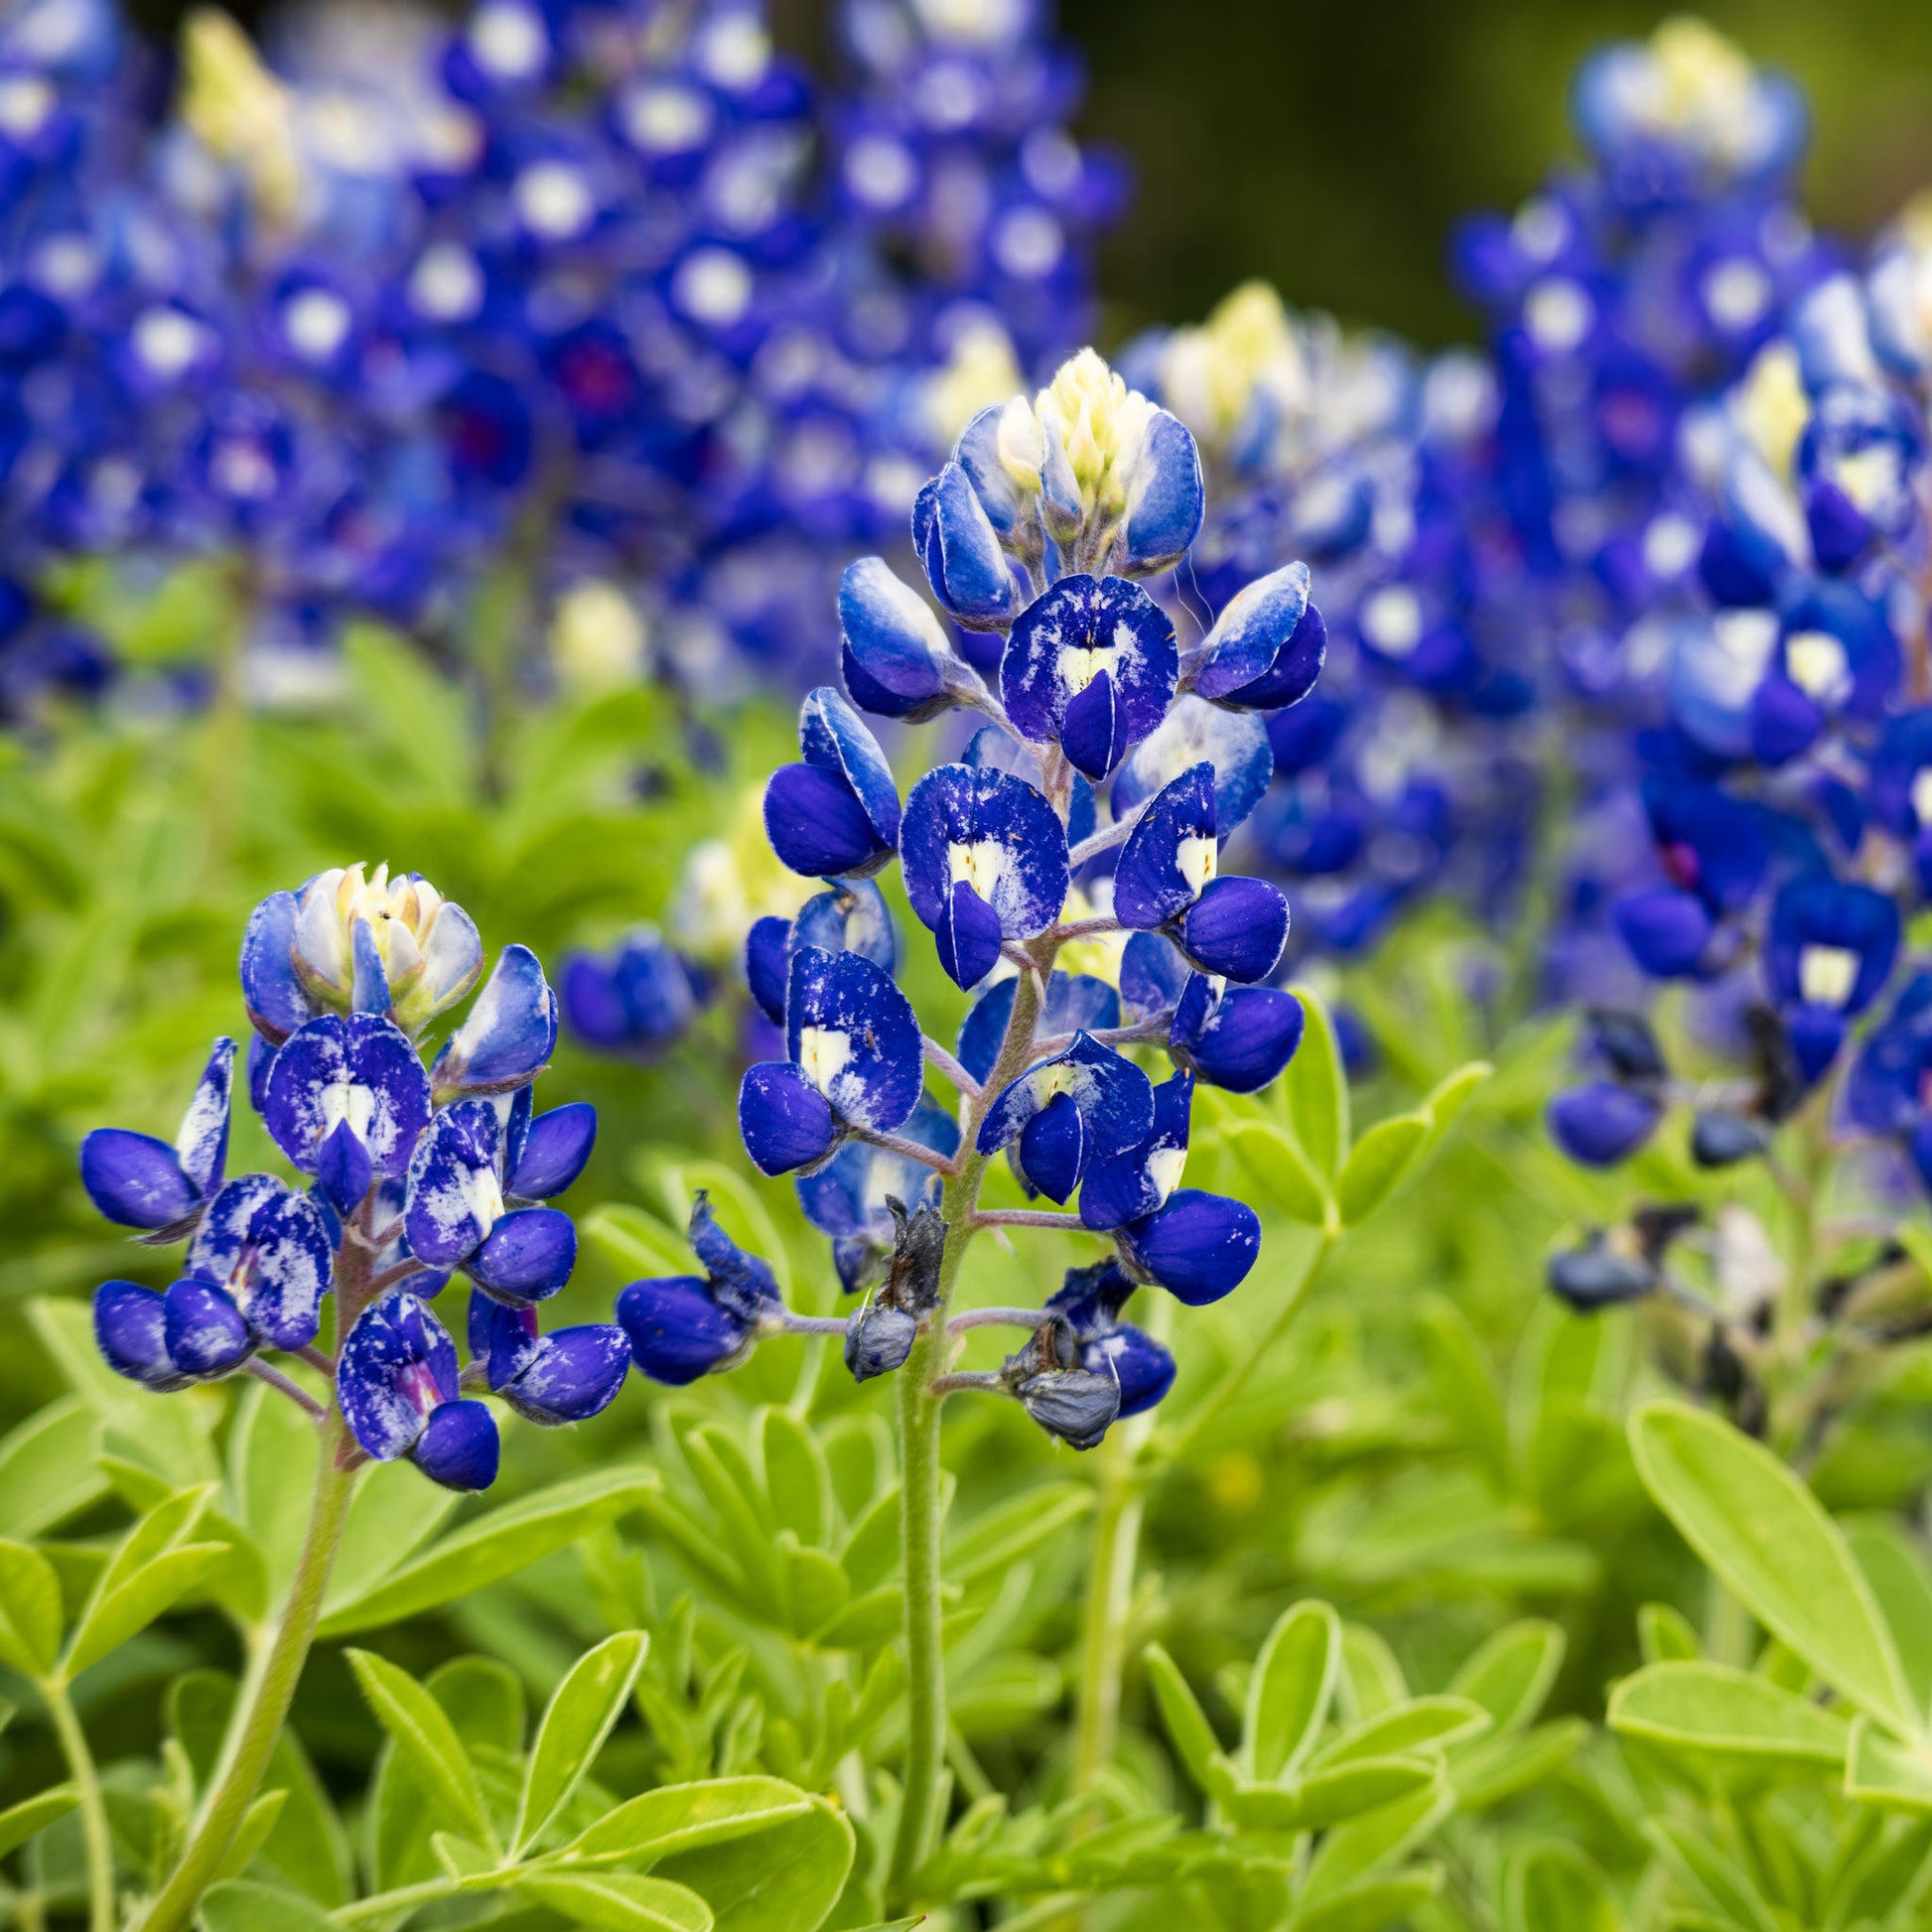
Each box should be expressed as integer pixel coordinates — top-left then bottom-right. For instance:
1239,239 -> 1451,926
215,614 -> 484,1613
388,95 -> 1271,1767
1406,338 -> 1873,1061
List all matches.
1172,981 -> 1306,1093
746,915 -> 793,1026
957,972 -> 1120,1085
339,1290 -> 462,1465
247,1034 -> 275,1117
469,1293 -> 538,1390
963,726 -> 1098,845
404,1099 -> 503,1267
175,1038 -> 235,1199
1121,406 -> 1204,574
507,1104 -> 597,1200
740,1062 -> 839,1176
914,461 -> 1019,629
839,556 -> 958,721
1121,1188 -> 1261,1305
1114,696 -> 1274,835
350,917 -> 393,1017
792,879 -> 897,978
936,878 -> 1006,989
498,1323 -> 631,1425
79,1129 -> 199,1231
800,686 -> 902,847
239,891 -> 312,1043
94,1281 -> 184,1391
265,1014 -> 433,1177
1120,931 -> 1192,1020
162,1279 -> 253,1379
1001,574 -> 1177,778
1113,763 -> 1217,930
1193,562 -> 1312,700
1765,877 -> 1899,1019
317,1119 -> 374,1218
978,1034 -> 1156,1197
412,1400 -> 500,1491
1082,1072 -> 1193,1230
785,944 -> 923,1135
1614,889 -> 1715,978
1175,876 -> 1291,983
619,1277 -> 749,1385
1548,1083 -> 1663,1167
1018,1090 -> 1089,1202
563,932 -> 699,1057
900,764 -> 1068,982
467,1206 -> 576,1306
431,945 -> 558,1100
766,689 -> 901,879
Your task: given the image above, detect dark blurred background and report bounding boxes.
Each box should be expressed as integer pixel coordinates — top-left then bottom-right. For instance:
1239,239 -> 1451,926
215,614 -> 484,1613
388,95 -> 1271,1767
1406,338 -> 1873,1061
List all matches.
137,0 -> 1932,348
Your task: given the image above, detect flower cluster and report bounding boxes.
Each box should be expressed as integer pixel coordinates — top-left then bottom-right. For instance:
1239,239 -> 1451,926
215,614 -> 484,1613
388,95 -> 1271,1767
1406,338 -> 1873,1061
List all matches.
618,348 -> 1313,1445
81,865 -> 635,1489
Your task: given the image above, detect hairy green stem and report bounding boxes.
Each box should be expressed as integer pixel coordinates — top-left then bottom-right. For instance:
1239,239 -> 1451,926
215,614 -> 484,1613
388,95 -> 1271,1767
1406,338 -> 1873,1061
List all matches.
889,966 -> 1044,1903
1070,1432 -> 1146,1798
41,1676 -> 113,1932
136,1422 -> 358,1932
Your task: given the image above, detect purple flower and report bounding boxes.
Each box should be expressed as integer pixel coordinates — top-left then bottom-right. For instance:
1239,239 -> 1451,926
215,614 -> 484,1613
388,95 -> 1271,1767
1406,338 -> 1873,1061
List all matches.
79,1036 -> 234,1236
979,1034 -> 1155,1203
339,1290 -> 499,1491
763,687 -> 902,880
618,1193 -> 780,1384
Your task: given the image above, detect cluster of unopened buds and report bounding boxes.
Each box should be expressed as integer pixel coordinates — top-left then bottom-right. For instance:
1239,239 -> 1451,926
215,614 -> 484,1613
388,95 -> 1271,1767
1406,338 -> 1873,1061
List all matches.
81,865 -> 644,1489
619,348 -> 1322,1446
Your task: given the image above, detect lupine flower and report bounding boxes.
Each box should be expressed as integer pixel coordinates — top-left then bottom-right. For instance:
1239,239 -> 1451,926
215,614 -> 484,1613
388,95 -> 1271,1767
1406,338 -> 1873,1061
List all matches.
1045,1258 -> 1176,1417
1547,1009 -> 1670,1169
957,972 -> 1118,1086
618,1193 -> 783,1384
979,1033 -> 1155,1204
263,1014 -> 433,1215
763,687 -> 903,880
1121,934 -> 1306,1094
561,930 -> 704,1057
797,1101 -> 959,1292
844,1198 -> 945,1382
339,1290 -> 500,1491
1763,876 -> 1898,1080
996,1315 -> 1121,1450
80,1037 -> 234,1237
467,1294 -> 630,1425
746,879 -> 895,1027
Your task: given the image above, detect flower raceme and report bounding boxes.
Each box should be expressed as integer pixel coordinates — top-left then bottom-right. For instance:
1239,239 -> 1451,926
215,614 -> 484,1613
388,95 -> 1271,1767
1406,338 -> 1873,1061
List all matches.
82,869 -> 631,1491
619,349 -> 1319,1448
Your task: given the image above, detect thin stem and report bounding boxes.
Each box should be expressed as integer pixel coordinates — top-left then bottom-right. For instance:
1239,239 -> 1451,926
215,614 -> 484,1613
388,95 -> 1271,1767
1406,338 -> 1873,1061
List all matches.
136,1421 -> 359,1932
1045,915 -> 1119,946
1033,1013 -> 1173,1058
947,1306 -> 1050,1333
928,1369 -> 1005,1397
1072,1433 -> 1146,1800
41,1677 -> 112,1932
1151,1230 -> 1336,1468
856,1127 -> 958,1175
1068,817 -> 1137,870
241,1358 -> 328,1420
295,1344 -> 336,1377
364,1259 -> 435,1297
333,1876 -> 468,1924
772,1313 -> 851,1336
890,965 -> 1043,1906
922,1035 -> 983,1099
972,1208 -> 1085,1231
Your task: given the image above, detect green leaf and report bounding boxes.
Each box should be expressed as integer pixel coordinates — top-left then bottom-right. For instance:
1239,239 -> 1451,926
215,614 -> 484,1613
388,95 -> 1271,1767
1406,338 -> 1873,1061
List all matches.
1644,1817 -> 1778,1932
199,1880 -> 341,1932
325,1459 -> 461,1612
0,1785 -> 76,1858
1303,1773 -> 1449,1903
1846,1716 -> 1932,1811
583,1203 -> 696,1281
654,1797 -> 853,1932
1419,1299 -> 1511,1495
561,1776 -> 813,1866
947,1482 -> 1091,1587
319,1468 -> 655,1634
1220,1117 -> 1331,1226
758,1410 -> 828,1551
515,1872 -> 713,1931
1284,985 -> 1348,1176
1144,1642 -> 1224,1794
1451,1719 -> 1589,1812
1607,1662 -> 1849,1767
1245,1599 -> 1340,1782
345,1649 -> 494,1850
1334,1112 -> 1429,1225
1338,1624 -> 1408,1722
1310,1696 -> 1490,1769
62,1490 -> 229,1679
228,1379 -> 323,1603
0,1398 -> 104,1538
1630,1403 -> 1919,1738
514,1631 -> 649,1855
1290,1867 -> 1443,1932
428,1655 -> 526,1756
0,1539 -> 62,1677
1288,1758 -> 1439,1830
1848,1518 -> 1932,1724
1420,1061 -> 1491,1145
1639,1602 -> 1702,1666
1450,1621 -> 1565,1736
1504,1843 -> 1618,1932
215,1790 -> 289,1881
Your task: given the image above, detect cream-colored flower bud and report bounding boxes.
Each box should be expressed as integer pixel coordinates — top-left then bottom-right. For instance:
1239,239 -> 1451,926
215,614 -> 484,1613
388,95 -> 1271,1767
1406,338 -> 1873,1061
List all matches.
995,393 -> 1044,491
550,580 -> 647,695
180,8 -> 302,225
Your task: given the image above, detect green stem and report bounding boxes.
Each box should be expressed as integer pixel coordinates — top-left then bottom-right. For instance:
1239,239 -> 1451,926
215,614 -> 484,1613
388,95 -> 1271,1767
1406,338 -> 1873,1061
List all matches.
1152,1230 -> 1336,1469
1070,1430 -> 1146,1798
889,966 -> 1044,1904
136,1421 -> 358,1932
41,1677 -> 112,1932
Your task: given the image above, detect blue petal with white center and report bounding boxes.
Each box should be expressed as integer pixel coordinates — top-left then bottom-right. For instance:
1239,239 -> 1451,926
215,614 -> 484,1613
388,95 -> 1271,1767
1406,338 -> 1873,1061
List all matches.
1081,1071 -> 1193,1231
187,1173 -> 334,1351
1001,574 -> 1177,779
339,1290 -> 495,1490
900,763 -> 1069,988
264,1014 -> 432,1180
430,944 -> 558,1100
1113,763 -> 1218,930
978,1033 -> 1155,1204
764,687 -> 902,880
1113,696 -> 1274,836
404,1099 -> 504,1269
839,556 -> 962,722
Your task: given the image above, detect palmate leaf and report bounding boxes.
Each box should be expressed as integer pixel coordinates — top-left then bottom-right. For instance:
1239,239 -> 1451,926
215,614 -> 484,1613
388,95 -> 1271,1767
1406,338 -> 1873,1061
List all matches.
515,1871 -> 714,1931
0,1785 -> 77,1858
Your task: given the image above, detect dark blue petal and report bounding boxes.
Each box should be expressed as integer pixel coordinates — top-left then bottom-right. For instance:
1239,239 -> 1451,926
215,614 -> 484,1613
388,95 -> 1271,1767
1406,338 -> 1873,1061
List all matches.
838,556 -> 956,719
1112,763 -> 1217,930
1548,1082 -> 1662,1167
1764,878 -> 1899,1018
936,880 -> 1005,990
94,1281 -> 187,1390
410,1399 -> 499,1491
957,972 -> 1121,1085
79,1130 -> 197,1231
618,1276 -> 750,1384
979,1034 -> 1156,1161
1121,407 -> 1204,574
175,1038 -> 235,1198
223,1186 -> 333,1350
799,686 -> 901,850
764,763 -> 895,880
1194,562 -> 1311,700
1085,1324 -> 1176,1417
784,946 -> 923,1134
920,461 -> 1019,627
1018,1089 -> 1089,1201
507,1103 -> 597,1200
1174,983 -> 1306,1093
1217,604 -> 1328,711
792,880 -> 897,977
266,1015 -> 433,1177
350,916 -> 393,1017
239,891 -> 312,1043
470,1291 -> 537,1388
431,946 -> 558,1100
498,1324 -> 631,1424
745,915 -> 794,1025
339,1290 -> 459,1462
162,1279 -> 253,1378
1123,1189 -> 1261,1305
900,763 -> 1069,946
467,1206 -> 577,1306
1613,889 -> 1714,978
1120,932 -> 1192,1020
1175,877 -> 1290,983
317,1119 -> 374,1219
740,1061 -> 838,1175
